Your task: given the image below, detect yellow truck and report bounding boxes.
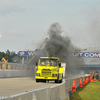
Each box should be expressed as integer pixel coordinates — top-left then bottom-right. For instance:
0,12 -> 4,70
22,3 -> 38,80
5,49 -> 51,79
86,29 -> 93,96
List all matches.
35,57 -> 63,83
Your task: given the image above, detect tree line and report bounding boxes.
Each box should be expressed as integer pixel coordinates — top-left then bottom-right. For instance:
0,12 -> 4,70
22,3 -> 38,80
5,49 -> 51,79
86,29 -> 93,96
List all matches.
0,50 -> 18,62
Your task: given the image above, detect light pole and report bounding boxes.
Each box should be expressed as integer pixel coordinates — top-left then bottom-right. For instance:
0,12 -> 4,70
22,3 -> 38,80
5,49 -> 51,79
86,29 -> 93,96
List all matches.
83,44 -> 84,50
94,43 -> 96,50
89,45 -> 90,50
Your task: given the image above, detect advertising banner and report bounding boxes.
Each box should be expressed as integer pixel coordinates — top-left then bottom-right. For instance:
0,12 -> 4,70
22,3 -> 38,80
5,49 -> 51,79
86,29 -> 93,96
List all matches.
19,51 -> 40,56
72,52 -> 100,58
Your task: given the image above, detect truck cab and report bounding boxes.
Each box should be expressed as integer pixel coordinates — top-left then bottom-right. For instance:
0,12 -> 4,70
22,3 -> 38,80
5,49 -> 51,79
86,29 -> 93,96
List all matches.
35,57 -> 63,83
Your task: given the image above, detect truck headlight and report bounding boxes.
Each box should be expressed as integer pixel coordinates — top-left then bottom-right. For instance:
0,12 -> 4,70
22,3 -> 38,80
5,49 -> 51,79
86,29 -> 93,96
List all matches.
36,73 -> 40,76
52,74 -> 57,76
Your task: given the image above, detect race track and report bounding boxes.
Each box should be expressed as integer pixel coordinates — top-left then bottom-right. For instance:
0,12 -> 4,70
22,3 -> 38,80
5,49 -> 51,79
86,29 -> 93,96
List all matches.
0,77 -> 57,97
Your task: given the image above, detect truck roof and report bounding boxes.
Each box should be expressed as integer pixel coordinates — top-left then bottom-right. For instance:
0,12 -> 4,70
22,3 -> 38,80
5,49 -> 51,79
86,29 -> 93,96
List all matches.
40,57 -> 59,60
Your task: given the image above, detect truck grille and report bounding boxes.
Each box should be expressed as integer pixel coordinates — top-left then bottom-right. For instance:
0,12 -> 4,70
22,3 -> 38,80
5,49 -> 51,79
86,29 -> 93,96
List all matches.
42,69 -> 51,77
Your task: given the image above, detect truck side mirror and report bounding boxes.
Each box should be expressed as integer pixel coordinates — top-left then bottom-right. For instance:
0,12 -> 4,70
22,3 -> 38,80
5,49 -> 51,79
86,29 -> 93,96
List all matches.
59,63 -> 61,67
36,62 -> 38,66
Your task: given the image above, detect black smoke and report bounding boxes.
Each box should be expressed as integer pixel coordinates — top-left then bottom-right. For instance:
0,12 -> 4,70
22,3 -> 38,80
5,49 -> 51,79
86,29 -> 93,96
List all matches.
45,23 -> 71,62
45,22 -> 85,74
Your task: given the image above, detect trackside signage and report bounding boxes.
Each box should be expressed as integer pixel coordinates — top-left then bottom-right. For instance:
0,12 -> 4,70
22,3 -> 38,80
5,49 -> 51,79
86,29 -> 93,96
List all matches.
72,52 -> 100,58
19,51 -> 100,58
19,51 -> 40,56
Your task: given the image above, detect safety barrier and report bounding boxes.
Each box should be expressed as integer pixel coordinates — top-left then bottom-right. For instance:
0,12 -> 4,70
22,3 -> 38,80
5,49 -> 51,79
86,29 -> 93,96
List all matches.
0,70 -> 35,78
0,62 -> 35,78
0,62 -> 35,70
0,74 -> 90,100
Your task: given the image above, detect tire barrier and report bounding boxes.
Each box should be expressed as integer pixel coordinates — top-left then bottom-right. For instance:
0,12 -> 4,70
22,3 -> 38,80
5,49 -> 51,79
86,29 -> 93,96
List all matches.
0,74 -> 90,100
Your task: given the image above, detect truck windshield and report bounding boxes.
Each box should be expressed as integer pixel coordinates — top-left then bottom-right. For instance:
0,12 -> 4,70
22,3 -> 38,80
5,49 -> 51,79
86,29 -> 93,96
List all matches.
39,59 -> 57,66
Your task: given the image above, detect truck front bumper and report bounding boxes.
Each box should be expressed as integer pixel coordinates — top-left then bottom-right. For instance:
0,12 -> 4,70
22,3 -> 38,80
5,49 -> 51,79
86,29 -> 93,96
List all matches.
35,76 -> 57,80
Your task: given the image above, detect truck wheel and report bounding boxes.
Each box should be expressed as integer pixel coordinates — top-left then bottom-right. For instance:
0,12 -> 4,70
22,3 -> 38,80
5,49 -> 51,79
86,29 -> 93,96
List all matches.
55,77 -> 59,83
59,79 -> 62,83
43,80 -> 46,83
55,73 -> 62,83
55,78 -> 62,83
36,79 -> 39,82
55,80 -> 58,83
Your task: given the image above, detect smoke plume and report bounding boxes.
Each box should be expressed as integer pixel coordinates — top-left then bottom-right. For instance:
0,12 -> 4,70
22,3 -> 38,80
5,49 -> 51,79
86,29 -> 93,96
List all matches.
45,23 -> 71,62
45,22 -> 85,74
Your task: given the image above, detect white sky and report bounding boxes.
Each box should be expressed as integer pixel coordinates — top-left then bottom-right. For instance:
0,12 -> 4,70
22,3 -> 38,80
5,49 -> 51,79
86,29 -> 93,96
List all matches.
0,0 -> 100,52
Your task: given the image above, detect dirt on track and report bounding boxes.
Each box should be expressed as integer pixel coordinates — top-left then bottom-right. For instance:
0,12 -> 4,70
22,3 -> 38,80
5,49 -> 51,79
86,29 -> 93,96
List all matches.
0,77 -> 57,97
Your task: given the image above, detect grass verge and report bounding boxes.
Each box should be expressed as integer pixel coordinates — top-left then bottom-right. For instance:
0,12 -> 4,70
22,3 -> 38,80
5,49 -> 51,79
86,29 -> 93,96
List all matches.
70,79 -> 100,100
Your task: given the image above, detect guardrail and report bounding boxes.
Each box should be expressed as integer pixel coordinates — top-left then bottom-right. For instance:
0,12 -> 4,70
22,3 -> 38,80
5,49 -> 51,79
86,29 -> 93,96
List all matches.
0,62 -> 35,78
0,62 -> 34,70
0,74 -> 91,100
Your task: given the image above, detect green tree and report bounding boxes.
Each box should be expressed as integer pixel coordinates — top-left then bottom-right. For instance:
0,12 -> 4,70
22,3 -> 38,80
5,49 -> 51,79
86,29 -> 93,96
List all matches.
0,52 -> 5,60
0,50 -> 18,62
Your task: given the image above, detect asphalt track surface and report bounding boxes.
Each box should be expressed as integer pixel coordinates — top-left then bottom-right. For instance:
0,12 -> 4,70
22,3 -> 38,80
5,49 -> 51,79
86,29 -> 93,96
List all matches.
0,77 -> 57,97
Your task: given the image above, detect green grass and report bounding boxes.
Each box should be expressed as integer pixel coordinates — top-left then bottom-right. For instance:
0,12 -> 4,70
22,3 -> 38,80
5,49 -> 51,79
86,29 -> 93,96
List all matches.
70,79 -> 100,100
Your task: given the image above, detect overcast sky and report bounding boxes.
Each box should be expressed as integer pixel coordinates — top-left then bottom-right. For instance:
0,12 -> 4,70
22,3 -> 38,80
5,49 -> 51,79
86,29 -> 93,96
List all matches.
0,0 -> 100,52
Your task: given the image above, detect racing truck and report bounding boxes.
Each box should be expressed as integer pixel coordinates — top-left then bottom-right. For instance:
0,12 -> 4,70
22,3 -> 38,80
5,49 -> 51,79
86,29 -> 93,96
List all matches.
35,57 -> 63,83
